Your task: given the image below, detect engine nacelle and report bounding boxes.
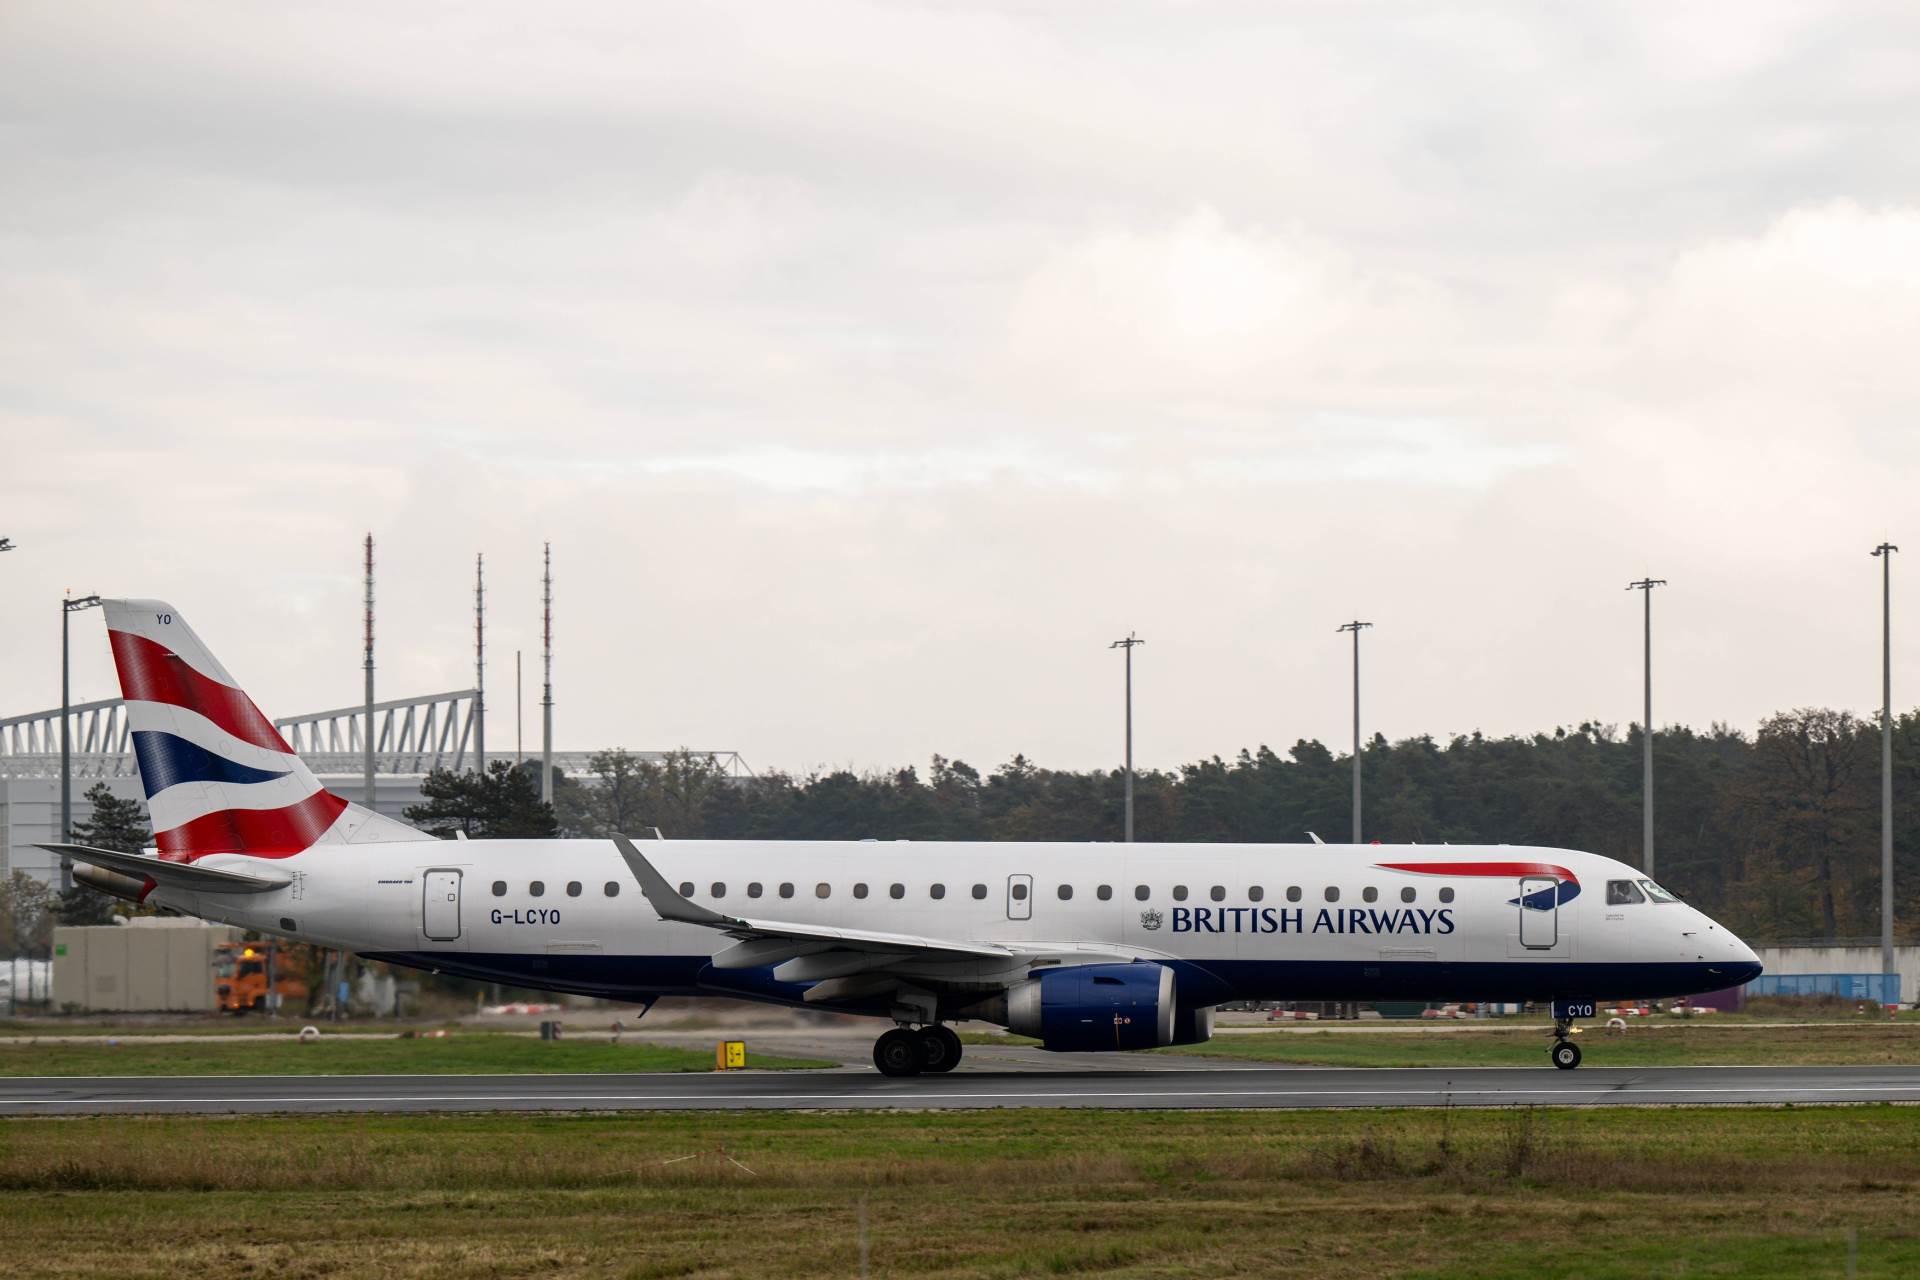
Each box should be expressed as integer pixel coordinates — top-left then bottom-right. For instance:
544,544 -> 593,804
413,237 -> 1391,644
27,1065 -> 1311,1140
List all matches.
1007,961 -> 1177,1052
1169,1001 -> 1214,1047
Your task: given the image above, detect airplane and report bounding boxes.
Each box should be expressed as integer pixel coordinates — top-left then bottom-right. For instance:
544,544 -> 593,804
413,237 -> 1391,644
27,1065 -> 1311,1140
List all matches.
44,599 -> 1763,1075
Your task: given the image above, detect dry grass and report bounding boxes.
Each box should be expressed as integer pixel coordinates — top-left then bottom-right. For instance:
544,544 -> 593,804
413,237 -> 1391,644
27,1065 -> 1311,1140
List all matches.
1,1108 -> 1916,1277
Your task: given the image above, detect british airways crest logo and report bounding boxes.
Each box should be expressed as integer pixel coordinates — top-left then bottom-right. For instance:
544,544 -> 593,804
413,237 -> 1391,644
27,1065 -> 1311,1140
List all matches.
1139,909 -> 1164,931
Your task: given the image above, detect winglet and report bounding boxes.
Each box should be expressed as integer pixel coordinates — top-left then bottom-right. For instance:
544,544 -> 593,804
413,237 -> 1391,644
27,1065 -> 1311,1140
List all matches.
1306,831 -> 1325,845
612,833 -> 733,927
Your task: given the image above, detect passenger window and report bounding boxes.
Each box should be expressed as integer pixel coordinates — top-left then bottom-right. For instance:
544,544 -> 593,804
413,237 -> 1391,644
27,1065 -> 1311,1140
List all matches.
1248,886 -> 1264,902
1362,887 -> 1378,903
853,883 -> 869,899
1057,884 -> 1073,900
1134,885 -> 1150,901
747,882 -> 763,898
1172,885 -> 1189,901
1439,887 -> 1455,903
1011,882 -> 1029,901
972,884 -> 987,899
1400,887 -> 1415,903
531,881 -> 547,897
890,883 -> 905,899
491,881 -> 507,897
709,882 -> 724,898
779,882 -> 795,899
1210,886 -> 1226,902
603,881 -> 620,897
1607,880 -> 1644,905
930,884 -> 946,900
567,882 -> 582,897
1324,886 -> 1339,903
674,882 -> 689,897
815,883 -> 831,899
1097,885 -> 1113,901
1286,886 -> 1302,903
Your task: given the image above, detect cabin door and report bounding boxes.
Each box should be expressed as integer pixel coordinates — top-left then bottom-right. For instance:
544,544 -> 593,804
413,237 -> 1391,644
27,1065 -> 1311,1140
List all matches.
1517,875 -> 1557,950
423,869 -> 462,941
1006,873 -> 1033,921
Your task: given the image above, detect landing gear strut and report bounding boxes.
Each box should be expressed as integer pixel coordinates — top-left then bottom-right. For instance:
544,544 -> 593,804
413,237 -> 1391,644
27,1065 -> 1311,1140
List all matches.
1550,1017 -> 1582,1070
873,1025 -> 964,1077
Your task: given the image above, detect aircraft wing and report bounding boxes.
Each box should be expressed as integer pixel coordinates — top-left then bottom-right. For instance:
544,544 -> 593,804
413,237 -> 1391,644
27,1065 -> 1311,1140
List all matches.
37,842 -> 293,895
613,835 -> 1012,961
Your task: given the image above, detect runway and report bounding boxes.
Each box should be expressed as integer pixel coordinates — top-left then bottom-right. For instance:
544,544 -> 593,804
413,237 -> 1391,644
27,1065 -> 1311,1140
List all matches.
4,1064 -> 1918,1115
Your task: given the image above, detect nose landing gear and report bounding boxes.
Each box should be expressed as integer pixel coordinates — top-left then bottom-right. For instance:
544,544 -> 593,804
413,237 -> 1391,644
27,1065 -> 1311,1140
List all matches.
1549,1014 -> 1583,1069
873,1024 -> 964,1077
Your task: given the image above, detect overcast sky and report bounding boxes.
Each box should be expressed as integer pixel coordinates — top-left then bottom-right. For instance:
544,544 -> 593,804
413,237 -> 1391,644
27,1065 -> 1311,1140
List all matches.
5,2 -> 1920,775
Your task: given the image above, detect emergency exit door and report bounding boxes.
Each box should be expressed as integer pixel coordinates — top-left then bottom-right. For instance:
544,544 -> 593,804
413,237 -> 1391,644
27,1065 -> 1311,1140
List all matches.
1007,873 -> 1033,921
423,869 -> 462,940
1517,875 -> 1557,949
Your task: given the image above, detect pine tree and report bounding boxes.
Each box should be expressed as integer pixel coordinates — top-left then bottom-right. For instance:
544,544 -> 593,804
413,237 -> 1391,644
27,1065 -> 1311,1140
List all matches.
57,782 -> 152,925
406,761 -> 558,840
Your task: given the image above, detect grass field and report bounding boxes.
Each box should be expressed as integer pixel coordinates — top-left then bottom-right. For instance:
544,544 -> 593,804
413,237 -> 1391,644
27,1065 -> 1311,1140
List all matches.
0,1108 -> 1914,1277
1159,1022 -> 1920,1068
0,1036 -> 830,1076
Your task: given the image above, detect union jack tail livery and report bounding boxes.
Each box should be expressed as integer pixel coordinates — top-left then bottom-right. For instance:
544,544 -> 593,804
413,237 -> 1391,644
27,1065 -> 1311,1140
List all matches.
102,599 -> 430,861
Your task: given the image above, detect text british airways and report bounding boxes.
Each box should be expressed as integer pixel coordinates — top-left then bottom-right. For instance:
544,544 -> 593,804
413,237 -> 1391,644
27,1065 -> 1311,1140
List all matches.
1171,906 -> 1454,935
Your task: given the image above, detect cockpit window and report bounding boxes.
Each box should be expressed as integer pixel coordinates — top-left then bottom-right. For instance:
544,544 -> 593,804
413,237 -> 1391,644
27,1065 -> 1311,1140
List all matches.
1607,880 -> 1645,905
1638,879 -> 1680,904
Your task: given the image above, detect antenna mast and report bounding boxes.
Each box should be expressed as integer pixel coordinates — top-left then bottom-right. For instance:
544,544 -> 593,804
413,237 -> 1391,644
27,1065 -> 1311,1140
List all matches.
541,543 -> 554,803
474,552 -> 486,776
363,534 -> 375,807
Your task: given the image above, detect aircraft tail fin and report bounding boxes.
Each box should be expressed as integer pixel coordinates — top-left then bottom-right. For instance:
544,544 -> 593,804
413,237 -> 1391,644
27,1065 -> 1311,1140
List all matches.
100,599 -> 431,861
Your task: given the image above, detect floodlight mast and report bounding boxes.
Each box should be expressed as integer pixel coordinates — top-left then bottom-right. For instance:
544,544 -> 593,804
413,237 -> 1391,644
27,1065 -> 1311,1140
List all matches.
60,591 -> 103,894
1109,633 -> 1144,842
1626,579 -> 1666,876
1873,543 -> 1898,977
1336,621 -> 1372,843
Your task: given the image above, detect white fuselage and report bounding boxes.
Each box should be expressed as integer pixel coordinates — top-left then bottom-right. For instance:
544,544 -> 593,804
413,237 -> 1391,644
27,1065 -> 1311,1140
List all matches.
146,840 -> 1762,1015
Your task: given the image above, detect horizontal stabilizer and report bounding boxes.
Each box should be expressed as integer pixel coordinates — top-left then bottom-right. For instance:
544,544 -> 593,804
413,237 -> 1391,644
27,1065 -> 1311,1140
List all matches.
37,843 -> 292,895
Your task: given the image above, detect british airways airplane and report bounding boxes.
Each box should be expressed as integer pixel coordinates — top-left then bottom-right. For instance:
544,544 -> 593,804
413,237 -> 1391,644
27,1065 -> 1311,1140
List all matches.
46,600 -> 1762,1074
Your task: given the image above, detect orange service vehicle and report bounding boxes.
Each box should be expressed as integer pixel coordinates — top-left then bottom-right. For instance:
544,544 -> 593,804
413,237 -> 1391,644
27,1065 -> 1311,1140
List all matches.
213,941 -> 311,1014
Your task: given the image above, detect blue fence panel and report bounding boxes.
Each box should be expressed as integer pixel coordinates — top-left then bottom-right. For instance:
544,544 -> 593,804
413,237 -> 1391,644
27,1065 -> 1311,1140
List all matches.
1746,973 -> 1901,1003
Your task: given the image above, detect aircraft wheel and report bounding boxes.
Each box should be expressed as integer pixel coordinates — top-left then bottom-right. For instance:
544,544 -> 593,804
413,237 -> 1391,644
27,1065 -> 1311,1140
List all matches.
1551,1040 -> 1582,1070
919,1025 -> 963,1073
874,1027 -> 925,1077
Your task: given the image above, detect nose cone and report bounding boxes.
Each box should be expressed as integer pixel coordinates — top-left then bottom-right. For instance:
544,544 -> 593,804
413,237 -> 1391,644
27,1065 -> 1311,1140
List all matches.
1713,930 -> 1763,988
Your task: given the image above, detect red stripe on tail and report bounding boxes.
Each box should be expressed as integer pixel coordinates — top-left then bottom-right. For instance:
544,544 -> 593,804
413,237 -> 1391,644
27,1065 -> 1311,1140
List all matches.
109,630 -> 290,754
156,790 -> 347,860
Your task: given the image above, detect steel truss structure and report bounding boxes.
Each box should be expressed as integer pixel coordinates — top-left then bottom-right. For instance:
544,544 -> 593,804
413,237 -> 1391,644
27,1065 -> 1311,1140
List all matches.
0,691 -> 751,780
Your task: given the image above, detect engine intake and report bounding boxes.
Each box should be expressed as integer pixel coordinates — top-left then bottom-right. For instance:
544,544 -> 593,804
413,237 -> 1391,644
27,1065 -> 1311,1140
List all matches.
1007,961 -> 1178,1052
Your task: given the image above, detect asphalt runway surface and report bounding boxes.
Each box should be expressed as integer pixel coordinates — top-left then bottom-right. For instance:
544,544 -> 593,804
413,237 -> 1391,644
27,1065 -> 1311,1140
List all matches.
5,1064 -> 1918,1114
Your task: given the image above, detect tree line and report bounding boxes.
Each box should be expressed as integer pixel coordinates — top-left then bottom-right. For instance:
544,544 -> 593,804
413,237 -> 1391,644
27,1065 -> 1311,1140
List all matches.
399,707 -> 1920,947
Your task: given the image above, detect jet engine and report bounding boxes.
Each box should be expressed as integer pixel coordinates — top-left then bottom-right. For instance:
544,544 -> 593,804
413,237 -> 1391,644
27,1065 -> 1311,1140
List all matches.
1006,961 -> 1185,1052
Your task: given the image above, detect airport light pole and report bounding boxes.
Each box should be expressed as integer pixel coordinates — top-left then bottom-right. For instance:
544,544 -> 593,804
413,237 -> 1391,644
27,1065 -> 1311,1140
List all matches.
60,592 -> 103,895
1110,633 -> 1144,841
1627,579 -> 1666,877
1337,621 -> 1372,843
1874,543 -> 1898,976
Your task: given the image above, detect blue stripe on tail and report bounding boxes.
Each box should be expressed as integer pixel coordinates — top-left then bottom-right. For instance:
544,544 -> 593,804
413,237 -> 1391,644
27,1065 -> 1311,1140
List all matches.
130,730 -> 292,796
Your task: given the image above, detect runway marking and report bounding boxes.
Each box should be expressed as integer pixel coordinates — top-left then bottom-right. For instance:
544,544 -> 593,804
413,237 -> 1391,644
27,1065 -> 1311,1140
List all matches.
4,1084 -> 1917,1108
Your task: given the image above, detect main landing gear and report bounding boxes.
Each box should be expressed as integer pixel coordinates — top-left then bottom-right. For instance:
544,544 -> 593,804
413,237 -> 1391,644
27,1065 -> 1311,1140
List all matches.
873,1025 -> 963,1077
1550,1016 -> 1583,1070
